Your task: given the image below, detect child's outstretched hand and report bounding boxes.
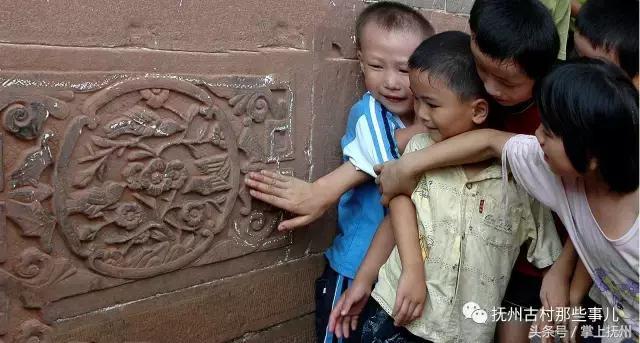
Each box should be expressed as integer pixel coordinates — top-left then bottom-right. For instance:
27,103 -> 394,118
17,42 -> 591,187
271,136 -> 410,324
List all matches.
328,280 -> 372,339
392,266 -> 426,326
374,159 -> 418,206
245,170 -> 329,231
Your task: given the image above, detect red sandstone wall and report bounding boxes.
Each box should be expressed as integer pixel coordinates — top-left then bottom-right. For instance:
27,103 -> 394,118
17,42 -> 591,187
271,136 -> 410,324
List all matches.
0,1 -> 469,342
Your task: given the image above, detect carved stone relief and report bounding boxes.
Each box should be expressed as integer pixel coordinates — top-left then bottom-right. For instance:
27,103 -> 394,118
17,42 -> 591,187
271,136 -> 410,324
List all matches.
0,74 -> 296,338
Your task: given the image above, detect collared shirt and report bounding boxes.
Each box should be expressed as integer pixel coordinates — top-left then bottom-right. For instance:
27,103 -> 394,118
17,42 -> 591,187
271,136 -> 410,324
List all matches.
371,134 -> 562,342
325,91 -> 406,279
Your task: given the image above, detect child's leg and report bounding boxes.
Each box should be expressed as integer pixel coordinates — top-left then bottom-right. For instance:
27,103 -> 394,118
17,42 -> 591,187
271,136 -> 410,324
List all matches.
360,298 -> 431,343
497,270 -> 544,343
495,320 -> 531,343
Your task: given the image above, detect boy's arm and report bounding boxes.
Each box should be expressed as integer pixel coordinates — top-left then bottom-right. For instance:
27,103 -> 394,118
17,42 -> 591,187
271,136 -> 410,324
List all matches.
540,240 -> 578,311
569,257 -> 592,306
389,195 -> 426,325
245,162 -> 369,231
329,216 -> 395,338
375,129 -> 514,205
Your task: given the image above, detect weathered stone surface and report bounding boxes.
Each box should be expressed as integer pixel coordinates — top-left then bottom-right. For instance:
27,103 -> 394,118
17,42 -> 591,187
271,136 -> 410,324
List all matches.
52,255 -> 323,343
422,9 -> 470,33
230,314 -> 315,343
446,0 -> 475,14
0,0 -> 326,53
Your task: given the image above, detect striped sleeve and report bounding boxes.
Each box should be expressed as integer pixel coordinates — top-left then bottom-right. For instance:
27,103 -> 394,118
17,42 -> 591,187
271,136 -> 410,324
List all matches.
341,95 -> 402,177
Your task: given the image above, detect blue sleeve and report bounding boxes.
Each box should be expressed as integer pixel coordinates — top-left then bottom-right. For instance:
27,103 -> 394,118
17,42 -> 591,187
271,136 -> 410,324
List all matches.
341,94 -> 401,177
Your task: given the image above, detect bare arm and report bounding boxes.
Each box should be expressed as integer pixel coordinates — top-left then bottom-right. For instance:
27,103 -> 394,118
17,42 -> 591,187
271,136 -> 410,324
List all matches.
354,216 -> 396,286
569,258 -> 593,306
375,129 -> 515,205
540,240 -> 578,310
245,162 -> 369,230
389,195 -> 426,325
329,216 -> 395,338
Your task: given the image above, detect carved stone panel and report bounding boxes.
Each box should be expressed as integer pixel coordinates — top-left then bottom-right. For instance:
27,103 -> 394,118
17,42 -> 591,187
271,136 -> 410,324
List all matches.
0,74 -> 297,337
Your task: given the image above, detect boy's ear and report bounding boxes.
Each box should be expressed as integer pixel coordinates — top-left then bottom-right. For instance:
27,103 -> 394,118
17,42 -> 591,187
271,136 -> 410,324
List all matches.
470,98 -> 489,125
357,49 -> 365,74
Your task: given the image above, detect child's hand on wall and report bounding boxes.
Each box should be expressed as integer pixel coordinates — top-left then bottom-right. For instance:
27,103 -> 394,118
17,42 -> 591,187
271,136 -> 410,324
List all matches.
392,266 -> 426,326
245,170 -> 330,231
328,279 -> 372,338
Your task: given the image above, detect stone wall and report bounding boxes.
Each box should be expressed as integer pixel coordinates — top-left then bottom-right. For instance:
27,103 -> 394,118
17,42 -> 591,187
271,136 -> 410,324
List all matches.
0,1 -> 469,342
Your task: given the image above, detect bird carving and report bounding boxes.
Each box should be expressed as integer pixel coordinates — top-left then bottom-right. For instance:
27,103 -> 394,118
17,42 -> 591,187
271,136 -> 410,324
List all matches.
9,133 -> 54,189
66,181 -> 125,218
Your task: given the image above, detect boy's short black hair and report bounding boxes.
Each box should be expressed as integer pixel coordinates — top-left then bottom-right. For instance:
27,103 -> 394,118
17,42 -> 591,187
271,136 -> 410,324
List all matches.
575,0 -> 639,78
408,31 -> 487,101
536,58 -> 639,193
355,1 -> 434,49
469,0 -> 559,80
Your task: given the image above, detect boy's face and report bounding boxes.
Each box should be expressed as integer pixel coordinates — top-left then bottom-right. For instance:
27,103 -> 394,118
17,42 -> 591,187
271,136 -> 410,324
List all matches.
409,69 -> 481,143
534,124 -> 580,178
358,23 -> 424,118
470,37 -> 535,107
573,31 -> 618,65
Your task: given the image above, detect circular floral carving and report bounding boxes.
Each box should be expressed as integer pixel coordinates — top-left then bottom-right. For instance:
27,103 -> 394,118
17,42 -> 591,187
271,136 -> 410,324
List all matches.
123,158 -> 187,196
114,202 -> 144,230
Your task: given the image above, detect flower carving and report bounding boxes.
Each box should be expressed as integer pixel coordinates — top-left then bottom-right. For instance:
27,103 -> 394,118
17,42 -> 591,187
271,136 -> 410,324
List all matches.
114,202 -> 144,230
177,201 -> 217,234
180,201 -> 206,228
123,158 -> 187,196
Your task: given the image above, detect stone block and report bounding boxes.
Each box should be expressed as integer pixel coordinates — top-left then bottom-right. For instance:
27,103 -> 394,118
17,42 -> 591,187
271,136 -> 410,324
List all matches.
230,314 -> 315,343
446,0 -> 474,14
0,0 -> 327,53
52,255 -> 324,342
422,9 -> 470,33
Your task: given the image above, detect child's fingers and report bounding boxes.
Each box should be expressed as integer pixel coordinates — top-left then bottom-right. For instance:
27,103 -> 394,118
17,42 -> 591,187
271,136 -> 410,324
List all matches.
405,302 -> 416,323
394,300 -> 410,326
248,189 -> 289,209
277,215 -> 312,231
350,315 -> 359,331
380,194 -> 390,206
340,294 -> 355,316
341,316 -> 351,339
260,169 -> 291,182
411,303 -> 423,321
245,176 -> 286,194
373,164 -> 383,175
329,296 -> 346,333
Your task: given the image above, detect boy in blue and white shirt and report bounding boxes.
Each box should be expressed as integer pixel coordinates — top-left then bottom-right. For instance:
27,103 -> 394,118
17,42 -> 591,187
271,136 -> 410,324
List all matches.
245,2 -> 433,342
